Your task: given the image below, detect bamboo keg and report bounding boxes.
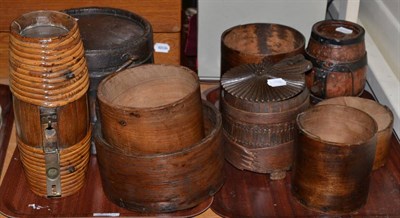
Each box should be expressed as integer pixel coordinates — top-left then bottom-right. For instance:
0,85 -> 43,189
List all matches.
9,10 -> 90,197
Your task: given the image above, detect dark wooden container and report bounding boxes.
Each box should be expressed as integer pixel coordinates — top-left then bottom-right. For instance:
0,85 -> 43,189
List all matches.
64,7 -> 154,126
318,97 -> 394,170
94,101 -> 224,212
293,104 -> 377,214
221,55 -> 312,179
97,64 -> 204,154
221,23 -> 305,75
305,20 -> 367,100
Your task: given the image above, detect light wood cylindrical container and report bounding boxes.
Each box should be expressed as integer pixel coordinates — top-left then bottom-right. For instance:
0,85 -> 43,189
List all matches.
221,55 -> 312,180
221,23 -> 305,75
293,104 -> 377,214
317,96 -> 393,170
97,64 -> 204,154
305,20 -> 367,101
9,10 -> 90,198
95,101 -> 224,213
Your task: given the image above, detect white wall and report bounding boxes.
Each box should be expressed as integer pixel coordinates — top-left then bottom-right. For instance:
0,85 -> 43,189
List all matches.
359,0 -> 400,80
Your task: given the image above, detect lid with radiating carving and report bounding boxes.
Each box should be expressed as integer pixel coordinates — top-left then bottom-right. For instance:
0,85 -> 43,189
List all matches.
221,55 -> 312,102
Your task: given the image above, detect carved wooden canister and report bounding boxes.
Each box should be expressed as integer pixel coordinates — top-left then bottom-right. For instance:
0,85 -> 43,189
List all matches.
97,64 -> 204,154
221,23 -> 305,75
305,20 -> 367,101
293,104 -> 377,214
64,7 -> 154,127
9,10 -> 90,197
95,100 -> 224,212
221,55 -> 312,180
318,97 -> 394,170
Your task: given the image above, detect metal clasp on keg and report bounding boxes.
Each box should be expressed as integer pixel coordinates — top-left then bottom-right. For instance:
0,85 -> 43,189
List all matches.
40,107 -> 62,197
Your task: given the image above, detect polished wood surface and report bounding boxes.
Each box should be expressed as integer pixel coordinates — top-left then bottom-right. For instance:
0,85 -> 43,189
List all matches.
0,85 -> 13,177
0,0 -> 181,33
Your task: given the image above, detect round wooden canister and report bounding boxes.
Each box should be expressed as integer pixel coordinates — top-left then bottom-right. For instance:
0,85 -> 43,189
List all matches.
305,20 -> 367,100
97,64 -> 204,154
94,100 -> 224,212
8,10 -> 90,198
64,7 -> 154,126
221,55 -> 311,180
221,23 -> 305,75
293,104 -> 378,214
317,96 -> 394,170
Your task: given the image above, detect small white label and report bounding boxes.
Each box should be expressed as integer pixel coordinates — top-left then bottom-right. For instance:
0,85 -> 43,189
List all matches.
335,26 -> 353,34
267,78 -> 287,87
93,213 -> 120,217
154,43 -> 170,53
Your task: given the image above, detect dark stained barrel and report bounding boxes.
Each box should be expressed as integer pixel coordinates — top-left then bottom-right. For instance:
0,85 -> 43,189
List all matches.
305,20 -> 367,101
64,7 -> 154,132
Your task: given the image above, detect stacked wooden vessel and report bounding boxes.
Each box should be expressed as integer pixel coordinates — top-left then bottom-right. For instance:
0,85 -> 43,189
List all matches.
6,7 -> 395,216
95,64 -> 224,212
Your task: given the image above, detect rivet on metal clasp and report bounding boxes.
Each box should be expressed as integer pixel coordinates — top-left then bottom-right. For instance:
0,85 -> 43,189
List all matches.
40,107 -> 62,197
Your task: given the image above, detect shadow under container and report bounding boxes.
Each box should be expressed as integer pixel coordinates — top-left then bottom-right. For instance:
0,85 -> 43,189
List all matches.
305,20 -> 367,101
317,96 -> 394,170
221,55 -> 311,180
9,10 -> 90,197
221,23 -> 305,75
292,104 -> 377,214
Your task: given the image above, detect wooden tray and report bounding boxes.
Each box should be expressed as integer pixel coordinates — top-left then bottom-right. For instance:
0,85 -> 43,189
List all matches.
0,84 -> 13,177
0,150 -> 213,217
207,87 -> 400,217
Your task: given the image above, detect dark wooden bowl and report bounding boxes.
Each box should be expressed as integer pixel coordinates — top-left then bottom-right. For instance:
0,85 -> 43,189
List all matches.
305,20 -> 367,99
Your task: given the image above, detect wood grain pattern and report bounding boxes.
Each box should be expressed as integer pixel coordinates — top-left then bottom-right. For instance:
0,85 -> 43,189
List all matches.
0,0 -> 181,33
0,33 -> 8,82
153,32 -> 181,65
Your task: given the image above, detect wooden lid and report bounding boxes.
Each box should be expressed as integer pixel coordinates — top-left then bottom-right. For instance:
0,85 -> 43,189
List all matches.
221,55 -> 312,102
